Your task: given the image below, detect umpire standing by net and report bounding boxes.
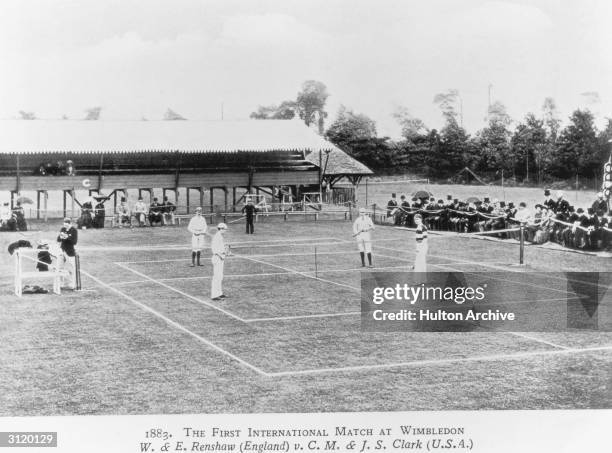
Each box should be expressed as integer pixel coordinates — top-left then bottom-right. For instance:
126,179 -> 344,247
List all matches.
242,199 -> 258,234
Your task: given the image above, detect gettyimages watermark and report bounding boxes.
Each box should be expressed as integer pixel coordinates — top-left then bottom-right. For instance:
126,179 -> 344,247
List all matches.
361,272 -> 612,332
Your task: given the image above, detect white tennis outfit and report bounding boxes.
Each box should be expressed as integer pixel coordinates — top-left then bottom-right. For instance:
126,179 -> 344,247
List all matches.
188,214 -> 208,251
353,215 -> 374,253
210,231 -> 226,299
414,224 -> 428,272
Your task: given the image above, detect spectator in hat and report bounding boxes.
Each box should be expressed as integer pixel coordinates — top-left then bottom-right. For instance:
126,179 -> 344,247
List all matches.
556,192 -> 570,214
65,160 -> 75,176
592,192 -> 608,217
148,197 -> 164,226
92,196 -> 107,228
543,189 -> 556,211
12,201 -> 27,231
161,196 -> 176,225
387,193 -> 398,217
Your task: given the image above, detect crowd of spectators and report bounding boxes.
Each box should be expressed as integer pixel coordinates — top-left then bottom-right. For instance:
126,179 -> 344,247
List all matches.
386,189 -> 611,252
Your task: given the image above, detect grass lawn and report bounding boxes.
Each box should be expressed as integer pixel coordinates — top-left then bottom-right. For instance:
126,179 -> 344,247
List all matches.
0,216 -> 610,415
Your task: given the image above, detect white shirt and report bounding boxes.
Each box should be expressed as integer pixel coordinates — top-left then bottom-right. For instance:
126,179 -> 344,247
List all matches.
0,205 -> 10,220
211,232 -> 226,258
514,207 -> 532,223
188,215 -> 208,235
353,215 -> 374,240
134,201 -> 147,213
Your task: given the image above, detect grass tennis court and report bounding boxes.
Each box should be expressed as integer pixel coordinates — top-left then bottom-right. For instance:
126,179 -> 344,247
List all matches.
1,217 -> 611,415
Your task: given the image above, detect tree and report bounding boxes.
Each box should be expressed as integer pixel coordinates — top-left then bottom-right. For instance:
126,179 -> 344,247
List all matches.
475,118 -> 513,176
250,100 -> 296,119
487,101 -> 512,126
439,117 -> 471,177
392,106 -> 428,141
18,111 -> 36,120
296,80 -> 329,134
433,89 -> 462,126
542,97 -> 560,143
84,107 -> 102,120
164,108 -> 186,120
511,113 -> 547,182
326,106 -> 376,143
554,109 -> 599,178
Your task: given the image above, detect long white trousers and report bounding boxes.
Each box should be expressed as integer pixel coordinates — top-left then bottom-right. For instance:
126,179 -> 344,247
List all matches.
211,255 -> 224,298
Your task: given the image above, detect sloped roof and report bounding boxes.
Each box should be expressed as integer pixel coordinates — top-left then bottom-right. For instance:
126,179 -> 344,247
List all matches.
305,148 -> 373,176
0,119 -> 339,154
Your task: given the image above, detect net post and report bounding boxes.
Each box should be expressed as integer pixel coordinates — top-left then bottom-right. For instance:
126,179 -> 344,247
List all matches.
519,222 -> 525,265
314,246 -> 318,278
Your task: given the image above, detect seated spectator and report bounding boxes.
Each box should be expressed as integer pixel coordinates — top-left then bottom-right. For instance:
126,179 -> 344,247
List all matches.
0,202 -> 16,231
161,196 -> 176,225
65,160 -> 76,176
592,192 -> 608,217
92,197 -> 107,228
116,197 -> 131,228
148,197 -> 164,226
12,201 -> 27,231
133,197 -> 148,227
77,197 -> 93,229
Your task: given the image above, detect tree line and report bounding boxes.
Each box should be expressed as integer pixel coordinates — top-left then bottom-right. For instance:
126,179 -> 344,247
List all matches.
252,82 -> 612,186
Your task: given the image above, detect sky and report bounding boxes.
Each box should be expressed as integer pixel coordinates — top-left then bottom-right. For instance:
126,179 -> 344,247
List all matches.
0,0 -> 610,138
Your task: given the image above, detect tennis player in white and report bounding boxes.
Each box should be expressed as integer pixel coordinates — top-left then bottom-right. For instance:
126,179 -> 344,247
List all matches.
353,207 -> 375,267
210,223 -> 228,301
413,213 -> 428,272
187,207 -> 207,267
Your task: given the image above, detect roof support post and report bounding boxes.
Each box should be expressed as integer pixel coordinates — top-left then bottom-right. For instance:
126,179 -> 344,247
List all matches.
63,190 -> 67,219
15,155 -> 21,196
209,188 -> 214,213
223,187 -> 228,213
98,154 -> 104,192
199,186 -> 204,211
186,188 -> 190,214
232,187 -> 236,212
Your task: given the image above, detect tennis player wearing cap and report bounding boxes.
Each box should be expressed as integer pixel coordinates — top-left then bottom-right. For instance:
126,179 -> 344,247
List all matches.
57,218 -> 78,289
353,207 -> 374,267
187,207 -> 207,267
211,223 -> 228,301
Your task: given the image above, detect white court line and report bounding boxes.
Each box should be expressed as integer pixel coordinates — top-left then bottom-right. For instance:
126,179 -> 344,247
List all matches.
266,345 -> 612,377
246,311 -> 361,323
503,332 -> 569,350
114,262 -> 247,322
80,269 -> 268,376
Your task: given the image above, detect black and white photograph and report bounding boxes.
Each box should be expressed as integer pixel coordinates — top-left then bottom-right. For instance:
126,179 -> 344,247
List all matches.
0,1 -> 610,451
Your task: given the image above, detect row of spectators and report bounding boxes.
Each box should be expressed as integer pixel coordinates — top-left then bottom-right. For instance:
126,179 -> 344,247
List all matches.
75,195 -> 177,229
112,196 -> 176,228
386,190 -> 612,252
35,160 -> 76,176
